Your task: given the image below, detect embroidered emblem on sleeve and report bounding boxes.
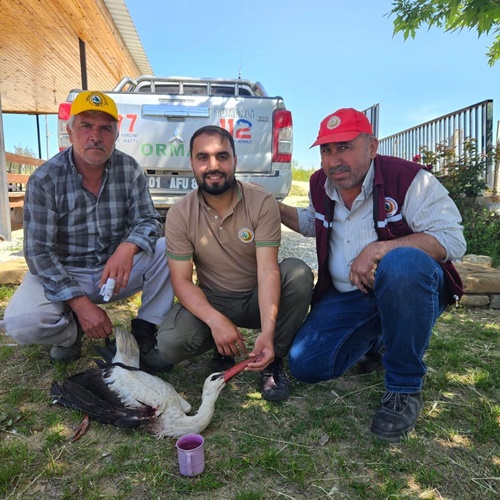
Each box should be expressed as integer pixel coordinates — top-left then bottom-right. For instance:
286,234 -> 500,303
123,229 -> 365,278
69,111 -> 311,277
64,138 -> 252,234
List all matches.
238,228 -> 255,243
385,197 -> 398,217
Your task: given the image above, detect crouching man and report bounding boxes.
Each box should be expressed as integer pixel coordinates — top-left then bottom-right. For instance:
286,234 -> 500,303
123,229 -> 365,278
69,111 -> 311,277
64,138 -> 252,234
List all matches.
279,108 -> 466,441
1,91 -> 173,371
156,125 -> 314,401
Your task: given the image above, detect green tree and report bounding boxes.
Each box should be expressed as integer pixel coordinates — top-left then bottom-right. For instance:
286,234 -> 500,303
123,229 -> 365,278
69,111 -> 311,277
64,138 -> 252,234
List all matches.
13,145 -> 36,158
414,139 -> 500,263
389,0 -> 500,65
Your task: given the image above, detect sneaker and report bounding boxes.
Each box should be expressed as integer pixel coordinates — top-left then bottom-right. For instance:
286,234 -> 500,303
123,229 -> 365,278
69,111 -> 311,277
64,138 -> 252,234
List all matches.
370,391 -> 423,443
131,318 -> 172,372
260,357 -> 290,402
210,350 -> 235,372
50,321 -> 84,363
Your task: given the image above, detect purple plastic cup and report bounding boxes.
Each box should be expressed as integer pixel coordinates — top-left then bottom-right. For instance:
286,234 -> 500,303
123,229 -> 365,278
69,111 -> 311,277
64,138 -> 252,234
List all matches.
175,433 -> 205,476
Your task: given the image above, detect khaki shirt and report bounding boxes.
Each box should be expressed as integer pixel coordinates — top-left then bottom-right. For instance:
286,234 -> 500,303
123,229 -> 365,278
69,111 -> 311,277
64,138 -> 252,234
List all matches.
166,181 -> 280,293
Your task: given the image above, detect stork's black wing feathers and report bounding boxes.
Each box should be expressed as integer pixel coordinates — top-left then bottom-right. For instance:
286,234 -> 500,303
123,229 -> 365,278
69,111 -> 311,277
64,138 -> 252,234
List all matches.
50,333 -> 159,431
64,368 -> 125,407
50,375 -> 154,428
92,338 -> 116,368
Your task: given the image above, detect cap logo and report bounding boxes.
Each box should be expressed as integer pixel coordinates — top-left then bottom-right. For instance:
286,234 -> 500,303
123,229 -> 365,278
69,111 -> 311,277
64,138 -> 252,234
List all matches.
238,228 -> 255,243
326,116 -> 341,130
87,92 -> 106,108
70,91 -> 119,121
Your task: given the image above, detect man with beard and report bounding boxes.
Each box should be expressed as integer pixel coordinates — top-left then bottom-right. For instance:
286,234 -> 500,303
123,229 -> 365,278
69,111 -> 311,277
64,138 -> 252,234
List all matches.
157,125 -> 313,401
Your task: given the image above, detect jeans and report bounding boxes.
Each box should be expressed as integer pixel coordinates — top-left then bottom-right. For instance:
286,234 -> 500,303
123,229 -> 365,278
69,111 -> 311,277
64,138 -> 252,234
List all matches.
288,247 -> 451,393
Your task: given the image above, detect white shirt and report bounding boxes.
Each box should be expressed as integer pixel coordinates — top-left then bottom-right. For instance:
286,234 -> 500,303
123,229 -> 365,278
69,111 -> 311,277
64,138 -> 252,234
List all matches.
297,162 -> 466,292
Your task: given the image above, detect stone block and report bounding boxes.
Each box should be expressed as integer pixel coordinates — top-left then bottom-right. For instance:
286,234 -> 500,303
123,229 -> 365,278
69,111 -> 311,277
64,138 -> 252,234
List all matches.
0,259 -> 28,285
460,271 -> 500,294
455,261 -> 493,274
460,294 -> 490,307
489,295 -> 500,309
461,255 -> 493,266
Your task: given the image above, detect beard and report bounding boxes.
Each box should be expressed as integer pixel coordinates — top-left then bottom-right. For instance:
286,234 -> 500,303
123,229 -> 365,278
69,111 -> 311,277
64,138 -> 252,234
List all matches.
199,171 -> 236,195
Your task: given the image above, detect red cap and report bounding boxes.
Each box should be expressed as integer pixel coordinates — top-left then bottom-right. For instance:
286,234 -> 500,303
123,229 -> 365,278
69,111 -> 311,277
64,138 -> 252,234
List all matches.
310,108 -> 373,148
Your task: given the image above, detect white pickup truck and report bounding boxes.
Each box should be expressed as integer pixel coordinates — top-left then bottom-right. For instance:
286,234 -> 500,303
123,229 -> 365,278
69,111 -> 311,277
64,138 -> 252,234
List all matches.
58,75 -> 293,213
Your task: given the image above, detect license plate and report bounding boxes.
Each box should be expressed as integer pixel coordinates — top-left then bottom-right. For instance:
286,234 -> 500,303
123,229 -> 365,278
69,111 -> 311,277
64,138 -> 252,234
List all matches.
147,175 -> 198,191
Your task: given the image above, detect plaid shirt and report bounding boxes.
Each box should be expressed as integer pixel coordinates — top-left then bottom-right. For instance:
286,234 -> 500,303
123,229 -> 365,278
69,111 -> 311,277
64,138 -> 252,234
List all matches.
23,147 -> 162,302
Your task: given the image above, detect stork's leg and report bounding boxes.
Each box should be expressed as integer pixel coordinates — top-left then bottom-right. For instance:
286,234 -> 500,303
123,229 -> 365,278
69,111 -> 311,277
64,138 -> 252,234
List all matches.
72,414 -> 90,442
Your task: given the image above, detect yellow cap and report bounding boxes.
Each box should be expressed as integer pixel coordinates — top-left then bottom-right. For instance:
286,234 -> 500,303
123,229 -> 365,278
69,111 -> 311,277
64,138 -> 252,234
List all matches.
70,91 -> 119,121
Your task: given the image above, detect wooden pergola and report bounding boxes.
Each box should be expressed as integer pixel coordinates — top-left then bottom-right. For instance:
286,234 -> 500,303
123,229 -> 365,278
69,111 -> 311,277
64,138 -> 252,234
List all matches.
0,0 -> 151,114
0,0 -> 153,240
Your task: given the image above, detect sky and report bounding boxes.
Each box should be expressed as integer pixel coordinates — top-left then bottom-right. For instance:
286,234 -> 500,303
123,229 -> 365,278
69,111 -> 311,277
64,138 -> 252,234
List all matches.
3,0 -> 500,169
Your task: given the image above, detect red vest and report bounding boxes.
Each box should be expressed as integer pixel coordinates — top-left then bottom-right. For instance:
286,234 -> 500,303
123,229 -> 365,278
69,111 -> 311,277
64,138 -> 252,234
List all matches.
309,154 -> 463,304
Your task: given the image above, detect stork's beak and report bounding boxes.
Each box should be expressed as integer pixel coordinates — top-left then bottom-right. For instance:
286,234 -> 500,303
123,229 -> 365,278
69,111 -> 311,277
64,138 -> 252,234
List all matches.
223,358 -> 254,382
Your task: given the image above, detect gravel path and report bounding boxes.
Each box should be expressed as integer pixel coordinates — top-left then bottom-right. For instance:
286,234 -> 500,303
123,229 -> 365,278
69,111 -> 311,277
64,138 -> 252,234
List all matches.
279,187 -> 317,271
0,231 -> 24,262
279,226 -> 317,271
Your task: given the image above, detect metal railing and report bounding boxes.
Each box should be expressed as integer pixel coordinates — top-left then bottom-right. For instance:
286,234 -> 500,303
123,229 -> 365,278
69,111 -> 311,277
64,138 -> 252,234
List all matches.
378,100 -> 497,191
363,103 -> 380,139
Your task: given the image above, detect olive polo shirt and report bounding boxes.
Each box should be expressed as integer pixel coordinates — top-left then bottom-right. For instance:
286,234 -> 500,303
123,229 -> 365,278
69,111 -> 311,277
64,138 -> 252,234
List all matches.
165,181 -> 280,293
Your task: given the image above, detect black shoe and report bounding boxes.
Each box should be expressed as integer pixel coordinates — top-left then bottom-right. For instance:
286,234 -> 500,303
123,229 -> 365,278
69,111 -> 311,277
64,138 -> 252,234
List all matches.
355,349 -> 384,374
211,350 -> 235,372
131,318 -> 172,372
260,357 -> 290,402
370,391 -> 423,443
50,318 -> 84,363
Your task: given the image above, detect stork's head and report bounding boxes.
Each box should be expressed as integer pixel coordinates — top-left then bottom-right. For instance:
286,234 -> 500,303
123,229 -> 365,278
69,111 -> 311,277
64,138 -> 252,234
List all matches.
202,357 -> 255,398
202,372 -> 227,398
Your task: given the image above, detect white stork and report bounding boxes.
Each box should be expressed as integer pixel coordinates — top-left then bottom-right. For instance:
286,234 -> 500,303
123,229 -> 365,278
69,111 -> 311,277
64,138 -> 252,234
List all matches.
50,328 -> 253,439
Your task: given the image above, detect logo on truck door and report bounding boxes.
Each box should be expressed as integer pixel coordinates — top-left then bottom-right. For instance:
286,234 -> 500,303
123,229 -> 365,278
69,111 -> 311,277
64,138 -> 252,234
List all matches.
168,127 -> 185,144
141,127 -> 188,157
219,118 -> 253,144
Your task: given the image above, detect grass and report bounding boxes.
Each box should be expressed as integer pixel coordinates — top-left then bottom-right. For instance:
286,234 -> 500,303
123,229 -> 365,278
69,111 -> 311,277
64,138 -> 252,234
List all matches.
0,290 -> 499,499
291,166 -> 316,183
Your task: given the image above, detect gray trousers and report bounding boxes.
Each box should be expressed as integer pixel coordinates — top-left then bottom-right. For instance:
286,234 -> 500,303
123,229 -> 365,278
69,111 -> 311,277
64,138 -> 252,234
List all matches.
157,258 -> 314,364
2,238 -> 173,348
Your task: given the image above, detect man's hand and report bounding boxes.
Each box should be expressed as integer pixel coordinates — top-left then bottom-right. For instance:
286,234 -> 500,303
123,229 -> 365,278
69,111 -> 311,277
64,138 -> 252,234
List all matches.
210,314 -> 248,357
349,233 -> 447,293
99,242 -> 140,294
349,241 -> 388,293
66,296 -> 113,339
246,332 -> 275,371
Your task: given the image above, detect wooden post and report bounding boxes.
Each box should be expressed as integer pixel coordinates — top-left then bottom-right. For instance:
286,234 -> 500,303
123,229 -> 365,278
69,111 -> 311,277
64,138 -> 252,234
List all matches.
0,95 -> 12,241
79,38 -> 88,90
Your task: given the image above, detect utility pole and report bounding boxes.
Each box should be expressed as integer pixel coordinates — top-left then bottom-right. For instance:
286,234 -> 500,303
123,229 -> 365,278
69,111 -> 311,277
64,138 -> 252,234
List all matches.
45,114 -> 50,159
